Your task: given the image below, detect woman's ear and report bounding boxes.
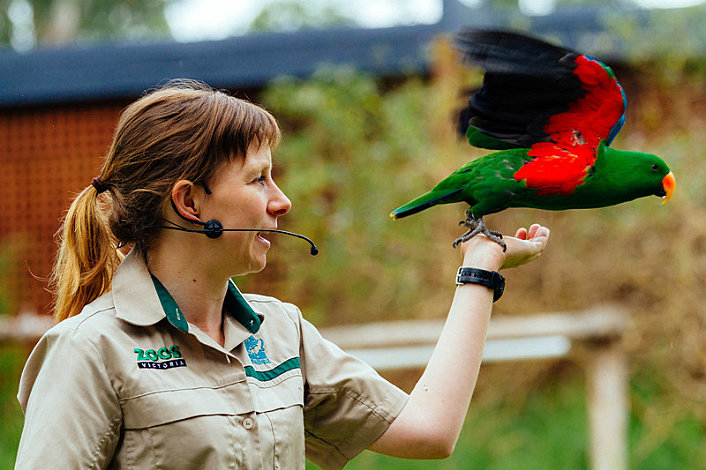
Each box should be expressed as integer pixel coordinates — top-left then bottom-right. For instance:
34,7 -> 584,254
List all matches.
170,180 -> 203,223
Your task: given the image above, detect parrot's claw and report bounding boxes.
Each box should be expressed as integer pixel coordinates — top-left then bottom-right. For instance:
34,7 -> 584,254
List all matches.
458,209 -> 479,228
453,216 -> 507,252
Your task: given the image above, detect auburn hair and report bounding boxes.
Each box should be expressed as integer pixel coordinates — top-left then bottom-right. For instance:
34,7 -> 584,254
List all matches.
50,80 -> 281,322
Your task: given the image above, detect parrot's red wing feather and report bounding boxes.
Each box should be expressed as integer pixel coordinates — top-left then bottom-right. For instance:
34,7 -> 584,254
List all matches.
542,55 -> 626,150
513,55 -> 626,195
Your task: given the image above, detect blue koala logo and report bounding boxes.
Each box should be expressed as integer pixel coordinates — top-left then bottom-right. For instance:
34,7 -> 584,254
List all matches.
244,335 -> 271,365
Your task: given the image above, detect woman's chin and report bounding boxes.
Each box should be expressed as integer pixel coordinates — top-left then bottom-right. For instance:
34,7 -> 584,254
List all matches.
247,252 -> 268,274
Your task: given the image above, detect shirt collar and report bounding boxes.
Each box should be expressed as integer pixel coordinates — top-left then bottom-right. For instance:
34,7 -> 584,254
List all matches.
112,250 -> 167,327
112,250 -> 263,334
223,280 -> 262,334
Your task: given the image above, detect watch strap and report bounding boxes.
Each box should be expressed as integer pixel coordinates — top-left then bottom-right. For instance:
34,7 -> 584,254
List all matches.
455,267 -> 505,302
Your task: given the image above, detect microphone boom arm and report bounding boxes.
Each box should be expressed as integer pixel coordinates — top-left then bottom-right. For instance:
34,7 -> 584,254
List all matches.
149,221 -> 319,256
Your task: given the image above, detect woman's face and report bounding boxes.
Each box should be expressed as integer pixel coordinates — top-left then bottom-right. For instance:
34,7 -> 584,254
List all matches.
201,143 -> 291,275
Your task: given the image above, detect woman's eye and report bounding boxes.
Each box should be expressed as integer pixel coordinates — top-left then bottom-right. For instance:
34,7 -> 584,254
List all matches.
253,176 -> 267,184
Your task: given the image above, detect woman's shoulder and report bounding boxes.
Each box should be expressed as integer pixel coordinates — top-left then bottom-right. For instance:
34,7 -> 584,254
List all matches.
46,291 -> 118,339
242,293 -> 302,319
242,292 -> 293,307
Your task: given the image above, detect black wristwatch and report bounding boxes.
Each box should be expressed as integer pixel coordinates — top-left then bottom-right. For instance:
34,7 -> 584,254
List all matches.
455,267 -> 505,302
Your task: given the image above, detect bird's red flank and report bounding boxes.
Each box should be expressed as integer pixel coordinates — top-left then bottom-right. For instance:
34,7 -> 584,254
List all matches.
514,144 -> 595,195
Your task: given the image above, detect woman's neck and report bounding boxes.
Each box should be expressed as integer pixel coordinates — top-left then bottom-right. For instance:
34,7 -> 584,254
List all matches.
146,241 -> 229,346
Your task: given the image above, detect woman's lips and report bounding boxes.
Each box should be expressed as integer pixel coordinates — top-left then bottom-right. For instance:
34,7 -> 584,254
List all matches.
256,232 -> 271,248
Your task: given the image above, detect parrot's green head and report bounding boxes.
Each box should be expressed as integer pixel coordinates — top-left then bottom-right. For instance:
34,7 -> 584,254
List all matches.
598,147 -> 675,205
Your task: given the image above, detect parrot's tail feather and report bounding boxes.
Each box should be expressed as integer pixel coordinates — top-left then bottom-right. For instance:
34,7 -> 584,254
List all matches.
390,188 -> 464,219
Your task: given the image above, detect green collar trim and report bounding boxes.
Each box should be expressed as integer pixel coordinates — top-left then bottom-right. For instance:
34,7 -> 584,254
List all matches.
149,274 -> 261,335
150,274 -> 189,333
225,280 -> 261,334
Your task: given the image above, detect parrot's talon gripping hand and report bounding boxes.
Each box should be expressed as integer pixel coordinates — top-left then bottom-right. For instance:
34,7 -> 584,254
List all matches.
458,209 -> 478,228
453,217 -> 507,252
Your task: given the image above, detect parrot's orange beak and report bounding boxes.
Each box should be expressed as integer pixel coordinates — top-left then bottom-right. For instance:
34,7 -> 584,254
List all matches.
661,171 -> 676,205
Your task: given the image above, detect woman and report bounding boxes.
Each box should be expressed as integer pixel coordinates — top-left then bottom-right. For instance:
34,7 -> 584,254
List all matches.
15,81 -> 549,469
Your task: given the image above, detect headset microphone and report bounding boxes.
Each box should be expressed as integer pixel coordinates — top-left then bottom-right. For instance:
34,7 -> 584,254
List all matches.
148,218 -> 319,256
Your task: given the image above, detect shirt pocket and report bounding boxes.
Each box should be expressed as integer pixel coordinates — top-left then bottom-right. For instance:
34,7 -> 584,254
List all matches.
119,385 -> 257,469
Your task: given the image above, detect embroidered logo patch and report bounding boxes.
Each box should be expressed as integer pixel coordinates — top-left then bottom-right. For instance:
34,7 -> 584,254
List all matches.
134,345 -> 186,370
244,336 -> 271,364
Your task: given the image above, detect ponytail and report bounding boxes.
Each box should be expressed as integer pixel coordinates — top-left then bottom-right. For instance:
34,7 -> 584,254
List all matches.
50,184 -> 121,322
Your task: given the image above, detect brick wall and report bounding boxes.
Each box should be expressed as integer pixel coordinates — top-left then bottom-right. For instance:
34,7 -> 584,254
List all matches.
0,102 -> 125,316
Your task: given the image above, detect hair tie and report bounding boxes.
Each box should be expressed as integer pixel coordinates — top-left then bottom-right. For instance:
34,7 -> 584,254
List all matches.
91,176 -> 108,193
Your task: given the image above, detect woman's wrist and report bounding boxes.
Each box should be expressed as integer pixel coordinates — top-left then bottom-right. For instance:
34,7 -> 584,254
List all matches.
460,237 -> 505,271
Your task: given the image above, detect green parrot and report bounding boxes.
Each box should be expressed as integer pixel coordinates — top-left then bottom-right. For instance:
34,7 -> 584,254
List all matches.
390,29 -> 676,250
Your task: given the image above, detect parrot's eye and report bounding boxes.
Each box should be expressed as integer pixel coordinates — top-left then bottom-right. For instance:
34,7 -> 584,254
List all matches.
651,164 -> 659,171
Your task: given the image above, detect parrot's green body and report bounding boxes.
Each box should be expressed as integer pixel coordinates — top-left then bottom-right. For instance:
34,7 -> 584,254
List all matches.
391,144 -> 671,220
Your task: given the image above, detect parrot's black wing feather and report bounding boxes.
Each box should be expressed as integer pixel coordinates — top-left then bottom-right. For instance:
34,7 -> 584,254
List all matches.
453,29 -> 586,149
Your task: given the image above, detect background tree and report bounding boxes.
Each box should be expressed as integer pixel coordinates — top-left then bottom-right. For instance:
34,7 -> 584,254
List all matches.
248,0 -> 355,33
0,0 -> 173,50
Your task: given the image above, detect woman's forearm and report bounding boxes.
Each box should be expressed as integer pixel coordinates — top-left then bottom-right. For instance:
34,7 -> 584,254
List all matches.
369,282 -> 495,458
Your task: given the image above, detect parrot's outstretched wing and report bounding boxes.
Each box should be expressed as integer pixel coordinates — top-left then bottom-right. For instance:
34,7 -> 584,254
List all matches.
454,28 -> 627,195
455,29 -> 626,150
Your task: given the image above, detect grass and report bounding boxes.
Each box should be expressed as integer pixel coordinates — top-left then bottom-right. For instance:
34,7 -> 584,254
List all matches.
0,345 -> 27,468
344,373 -> 588,470
340,367 -> 589,470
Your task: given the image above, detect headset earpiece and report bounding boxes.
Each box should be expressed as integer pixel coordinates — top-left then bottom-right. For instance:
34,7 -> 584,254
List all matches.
170,197 -> 221,237
202,219 -> 223,238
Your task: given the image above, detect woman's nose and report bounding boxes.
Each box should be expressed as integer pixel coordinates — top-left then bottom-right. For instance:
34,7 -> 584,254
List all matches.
269,183 -> 291,216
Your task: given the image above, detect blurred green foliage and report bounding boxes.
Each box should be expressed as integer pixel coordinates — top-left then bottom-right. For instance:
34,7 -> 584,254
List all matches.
0,346 -> 26,468
0,236 -> 32,316
338,367 -> 706,470
0,0 -> 172,49
606,4 -> 706,64
249,0 -> 355,33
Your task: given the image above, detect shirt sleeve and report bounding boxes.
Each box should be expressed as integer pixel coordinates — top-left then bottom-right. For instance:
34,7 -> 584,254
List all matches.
15,321 -> 122,470
292,307 -> 409,470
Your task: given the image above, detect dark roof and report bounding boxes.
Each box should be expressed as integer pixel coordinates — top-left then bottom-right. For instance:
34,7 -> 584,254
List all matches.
0,24 -> 443,107
0,1 -> 654,108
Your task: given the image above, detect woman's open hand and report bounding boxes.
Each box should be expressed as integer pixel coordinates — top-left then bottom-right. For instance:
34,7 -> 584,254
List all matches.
459,224 -> 550,271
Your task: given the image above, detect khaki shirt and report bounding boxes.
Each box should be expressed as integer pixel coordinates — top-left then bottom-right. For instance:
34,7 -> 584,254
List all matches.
16,251 -> 408,469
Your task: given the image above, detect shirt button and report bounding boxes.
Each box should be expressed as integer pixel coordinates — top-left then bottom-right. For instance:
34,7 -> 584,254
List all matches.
242,417 -> 254,430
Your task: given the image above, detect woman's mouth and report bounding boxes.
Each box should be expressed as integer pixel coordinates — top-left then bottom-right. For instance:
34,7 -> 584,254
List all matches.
256,232 -> 271,248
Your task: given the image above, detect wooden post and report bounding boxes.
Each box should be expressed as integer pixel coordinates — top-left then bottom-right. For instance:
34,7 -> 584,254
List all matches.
586,339 -> 629,470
